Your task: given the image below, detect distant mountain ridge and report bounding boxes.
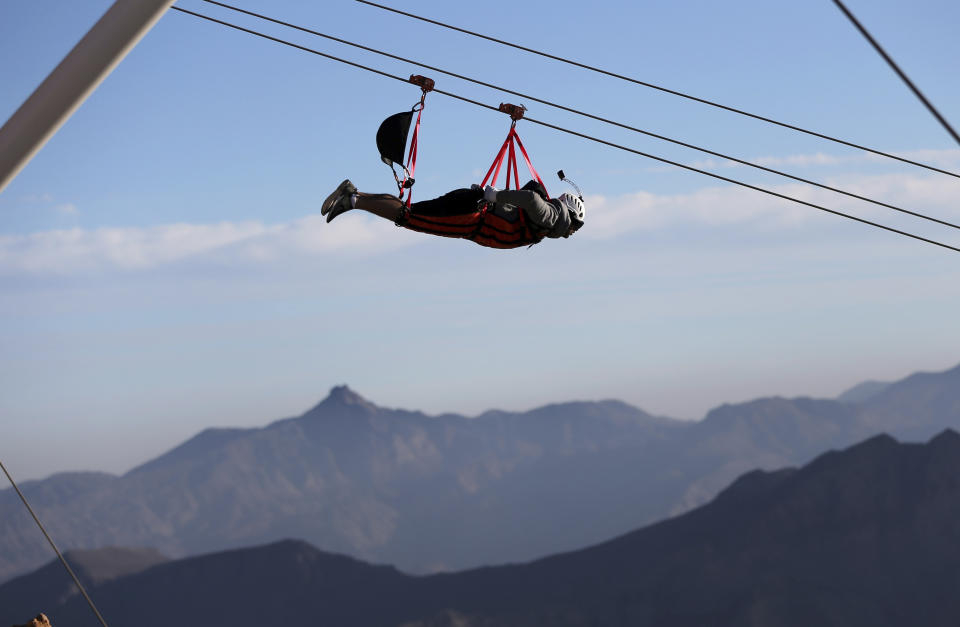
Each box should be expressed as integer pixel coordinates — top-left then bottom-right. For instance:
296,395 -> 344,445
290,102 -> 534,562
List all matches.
15,430 -> 960,627
0,546 -> 166,619
858,362 -> 960,437
836,379 -> 890,403
2,363 -> 959,584
0,385 -> 678,582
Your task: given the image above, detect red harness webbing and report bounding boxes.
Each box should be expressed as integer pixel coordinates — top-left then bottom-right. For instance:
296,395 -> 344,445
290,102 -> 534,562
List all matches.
399,76 -> 434,207
480,127 -> 548,195
398,108 -> 551,249
400,105 -> 423,208
400,203 -> 543,249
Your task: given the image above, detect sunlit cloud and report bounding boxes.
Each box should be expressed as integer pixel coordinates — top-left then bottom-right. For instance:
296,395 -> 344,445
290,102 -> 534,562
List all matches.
0,214 -> 417,275
583,172 -> 960,239
2,170 -> 957,275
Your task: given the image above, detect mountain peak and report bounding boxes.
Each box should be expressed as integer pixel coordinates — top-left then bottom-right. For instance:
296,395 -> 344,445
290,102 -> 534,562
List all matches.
302,385 -> 380,418
325,385 -> 370,405
930,428 -> 960,448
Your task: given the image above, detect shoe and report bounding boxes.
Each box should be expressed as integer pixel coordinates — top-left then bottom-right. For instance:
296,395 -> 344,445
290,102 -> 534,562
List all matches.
322,179 -> 357,219
326,200 -> 354,223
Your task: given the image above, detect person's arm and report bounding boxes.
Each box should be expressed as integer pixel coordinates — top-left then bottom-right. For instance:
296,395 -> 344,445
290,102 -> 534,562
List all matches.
494,189 -> 567,232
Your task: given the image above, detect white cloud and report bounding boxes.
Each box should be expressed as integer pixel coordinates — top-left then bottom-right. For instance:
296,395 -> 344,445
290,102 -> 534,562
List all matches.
583,171 -> 960,239
0,214 -> 417,275
55,203 -> 78,215
2,170 -> 957,276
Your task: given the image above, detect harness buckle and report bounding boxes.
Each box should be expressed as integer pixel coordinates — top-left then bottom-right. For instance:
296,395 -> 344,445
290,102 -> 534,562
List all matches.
498,103 -> 527,122
408,75 -> 435,93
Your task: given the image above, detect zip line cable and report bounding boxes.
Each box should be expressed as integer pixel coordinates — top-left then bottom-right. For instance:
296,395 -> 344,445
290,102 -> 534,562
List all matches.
169,6 -> 960,254
1,458 -> 110,627
192,0 -> 960,232
523,114 -> 960,254
832,0 -> 960,147
354,0 -> 960,180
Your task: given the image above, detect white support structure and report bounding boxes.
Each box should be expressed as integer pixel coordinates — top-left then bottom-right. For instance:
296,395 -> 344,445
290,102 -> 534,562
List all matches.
0,0 -> 176,194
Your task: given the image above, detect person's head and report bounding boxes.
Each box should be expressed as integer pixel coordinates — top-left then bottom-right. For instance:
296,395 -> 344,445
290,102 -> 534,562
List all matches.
557,193 -> 585,237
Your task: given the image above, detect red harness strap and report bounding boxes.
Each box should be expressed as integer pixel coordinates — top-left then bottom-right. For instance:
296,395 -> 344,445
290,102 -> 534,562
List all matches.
471,202 -> 544,248
512,131 -> 546,192
480,127 -> 548,194
399,103 -> 423,207
397,107 -> 550,249
399,203 -> 544,249
399,75 -> 434,207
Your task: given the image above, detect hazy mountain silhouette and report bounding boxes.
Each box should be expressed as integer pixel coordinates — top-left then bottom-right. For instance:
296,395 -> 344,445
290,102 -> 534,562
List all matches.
16,431 -> 960,627
836,379 -> 890,404
2,362 -> 959,584
859,363 -> 960,438
0,386 -> 678,582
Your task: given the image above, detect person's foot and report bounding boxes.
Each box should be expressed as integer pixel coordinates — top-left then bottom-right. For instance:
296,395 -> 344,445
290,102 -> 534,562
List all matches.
322,179 -> 357,220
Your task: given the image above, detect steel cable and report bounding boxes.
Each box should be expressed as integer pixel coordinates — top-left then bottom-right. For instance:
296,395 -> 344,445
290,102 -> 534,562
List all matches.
193,0 -> 960,232
354,0 -> 960,180
169,6 -> 960,254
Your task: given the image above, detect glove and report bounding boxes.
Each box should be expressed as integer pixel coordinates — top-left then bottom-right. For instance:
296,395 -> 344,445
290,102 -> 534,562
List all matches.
483,185 -> 498,203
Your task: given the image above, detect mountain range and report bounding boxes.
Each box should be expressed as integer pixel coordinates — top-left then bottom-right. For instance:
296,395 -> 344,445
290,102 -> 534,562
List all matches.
10,430 -> 960,626
0,547 -> 166,619
2,362 -> 958,584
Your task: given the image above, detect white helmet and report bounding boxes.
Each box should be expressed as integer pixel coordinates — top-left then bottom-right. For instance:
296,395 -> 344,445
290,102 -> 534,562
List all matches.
558,193 -> 585,223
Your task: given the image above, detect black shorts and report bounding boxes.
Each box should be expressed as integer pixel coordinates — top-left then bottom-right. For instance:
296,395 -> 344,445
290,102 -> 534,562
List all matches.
410,188 -> 483,217
410,180 -> 547,218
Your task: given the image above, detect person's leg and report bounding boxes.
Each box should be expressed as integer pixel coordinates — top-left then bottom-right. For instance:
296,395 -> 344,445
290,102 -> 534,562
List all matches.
354,193 -> 404,220
326,192 -> 403,223
326,186 -> 482,224
407,188 -> 482,217
397,188 -> 486,240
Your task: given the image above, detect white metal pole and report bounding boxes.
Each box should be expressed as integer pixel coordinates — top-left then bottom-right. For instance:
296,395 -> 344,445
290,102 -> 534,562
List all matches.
0,0 -> 176,195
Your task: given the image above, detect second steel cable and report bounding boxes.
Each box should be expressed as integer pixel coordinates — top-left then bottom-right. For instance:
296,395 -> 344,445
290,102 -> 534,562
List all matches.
354,0 -> 960,180
169,6 -> 960,254
194,0 -> 960,232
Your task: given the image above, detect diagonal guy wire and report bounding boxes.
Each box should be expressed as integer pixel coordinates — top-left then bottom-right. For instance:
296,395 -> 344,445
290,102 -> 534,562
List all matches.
1,458 -> 110,627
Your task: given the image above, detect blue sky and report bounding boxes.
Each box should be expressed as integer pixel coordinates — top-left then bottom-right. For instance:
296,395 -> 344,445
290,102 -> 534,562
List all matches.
2,0 -> 959,481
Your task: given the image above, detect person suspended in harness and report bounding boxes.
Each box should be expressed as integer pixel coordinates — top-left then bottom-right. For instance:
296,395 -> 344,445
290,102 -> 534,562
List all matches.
321,179 -> 585,249
325,75 -> 584,248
